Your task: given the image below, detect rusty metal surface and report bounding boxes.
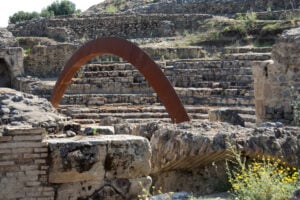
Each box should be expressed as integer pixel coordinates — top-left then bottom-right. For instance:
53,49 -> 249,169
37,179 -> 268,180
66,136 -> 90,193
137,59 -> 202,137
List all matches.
50,37 -> 190,123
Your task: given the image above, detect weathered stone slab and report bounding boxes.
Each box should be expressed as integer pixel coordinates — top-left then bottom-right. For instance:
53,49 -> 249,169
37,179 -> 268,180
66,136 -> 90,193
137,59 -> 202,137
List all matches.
48,135 -> 151,183
208,108 -> 245,127
47,135 -> 152,199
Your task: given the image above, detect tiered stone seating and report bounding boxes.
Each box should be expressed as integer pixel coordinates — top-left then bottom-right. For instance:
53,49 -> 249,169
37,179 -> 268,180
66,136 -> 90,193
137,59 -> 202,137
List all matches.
52,45 -> 271,126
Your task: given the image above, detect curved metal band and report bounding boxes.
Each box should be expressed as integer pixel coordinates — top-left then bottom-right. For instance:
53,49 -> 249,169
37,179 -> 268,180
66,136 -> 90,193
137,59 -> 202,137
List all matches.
50,37 -> 189,123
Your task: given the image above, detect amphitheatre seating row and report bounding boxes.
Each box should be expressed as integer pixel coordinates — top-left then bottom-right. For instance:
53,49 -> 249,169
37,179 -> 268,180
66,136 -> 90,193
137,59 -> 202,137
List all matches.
47,46 -> 271,126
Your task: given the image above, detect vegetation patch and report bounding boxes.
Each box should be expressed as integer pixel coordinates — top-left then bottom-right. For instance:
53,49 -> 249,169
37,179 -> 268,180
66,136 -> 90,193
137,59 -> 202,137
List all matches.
226,145 -> 300,200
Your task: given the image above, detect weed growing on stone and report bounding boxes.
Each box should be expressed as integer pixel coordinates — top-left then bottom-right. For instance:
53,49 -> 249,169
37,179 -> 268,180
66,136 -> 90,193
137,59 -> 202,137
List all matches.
226,145 -> 300,200
23,48 -> 31,55
105,4 -> 117,13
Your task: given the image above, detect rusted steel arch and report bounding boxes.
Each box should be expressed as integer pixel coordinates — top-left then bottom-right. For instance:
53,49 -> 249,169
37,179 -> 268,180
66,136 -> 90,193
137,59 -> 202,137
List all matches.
50,37 -> 190,123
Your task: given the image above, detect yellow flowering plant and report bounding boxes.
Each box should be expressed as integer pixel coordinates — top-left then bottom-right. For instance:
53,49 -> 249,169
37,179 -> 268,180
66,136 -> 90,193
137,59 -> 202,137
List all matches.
226,146 -> 300,200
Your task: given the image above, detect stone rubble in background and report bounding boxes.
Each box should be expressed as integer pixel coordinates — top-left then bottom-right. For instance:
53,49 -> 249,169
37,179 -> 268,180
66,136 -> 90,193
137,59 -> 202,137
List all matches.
0,28 -> 18,47
0,88 -> 69,133
83,0 -> 299,15
253,27 -> 300,124
208,108 -> 245,127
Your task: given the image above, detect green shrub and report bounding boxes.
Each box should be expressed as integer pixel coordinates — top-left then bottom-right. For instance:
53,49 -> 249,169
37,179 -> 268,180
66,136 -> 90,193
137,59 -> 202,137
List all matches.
226,146 -> 300,200
23,48 -> 32,55
9,0 -> 80,24
105,4 -> 118,14
45,0 -> 81,16
9,11 -> 40,24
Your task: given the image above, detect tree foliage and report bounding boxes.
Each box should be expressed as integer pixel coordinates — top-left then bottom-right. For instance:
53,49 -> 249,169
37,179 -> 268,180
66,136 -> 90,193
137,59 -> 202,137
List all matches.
9,0 -> 81,24
46,0 -> 81,16
9,11 -> 40,24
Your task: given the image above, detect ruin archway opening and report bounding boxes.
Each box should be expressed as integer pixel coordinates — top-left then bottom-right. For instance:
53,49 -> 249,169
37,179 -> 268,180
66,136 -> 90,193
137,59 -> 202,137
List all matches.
0,59 -> 11,88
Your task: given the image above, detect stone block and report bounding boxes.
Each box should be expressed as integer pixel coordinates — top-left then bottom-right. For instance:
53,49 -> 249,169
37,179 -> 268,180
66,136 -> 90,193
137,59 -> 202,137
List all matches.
263,83 -> 272,99
13,135 -> 43,141
208,108 -> 245,127
0,136 -> 12,142
47,135 -> 151,199
56,176 -> 152,200
255,100 -> 265,118
48,135 -> 151,183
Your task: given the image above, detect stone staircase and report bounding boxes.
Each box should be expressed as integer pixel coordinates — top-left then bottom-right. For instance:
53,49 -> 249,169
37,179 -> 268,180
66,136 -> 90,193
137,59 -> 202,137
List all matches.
45,45 -> 273,127
14,44 -> 273,126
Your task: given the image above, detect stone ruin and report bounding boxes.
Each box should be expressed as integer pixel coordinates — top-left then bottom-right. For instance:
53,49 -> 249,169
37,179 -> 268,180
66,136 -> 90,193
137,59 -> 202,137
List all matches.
0,1 -> 300,199
0,29 -> 23,89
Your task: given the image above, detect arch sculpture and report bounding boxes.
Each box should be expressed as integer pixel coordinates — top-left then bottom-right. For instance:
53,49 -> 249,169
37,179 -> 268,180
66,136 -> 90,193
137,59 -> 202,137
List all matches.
50,37 -> 190,123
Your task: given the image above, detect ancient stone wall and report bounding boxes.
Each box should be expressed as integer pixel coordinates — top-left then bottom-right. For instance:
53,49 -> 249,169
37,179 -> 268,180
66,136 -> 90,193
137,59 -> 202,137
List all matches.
253,27 -> 300,124
83,0 -> 300,15
24,44 -> 77,78
0,48 -> 24,88
21,44 -> 206,78
0,89 -> 152,200
0,127 -> 55,200
8,14 -> 212,43
122,0 -> 300,15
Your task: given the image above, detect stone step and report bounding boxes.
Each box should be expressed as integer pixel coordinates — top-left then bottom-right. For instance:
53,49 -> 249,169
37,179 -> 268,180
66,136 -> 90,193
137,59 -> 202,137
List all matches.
88,46 -> 206,63
70,74 -> 253,89
173,81 -> 253,89
59,105 -> 255,116
65,110 -> 254,125
78,67 -> 253,79
223,52 -> 272,60
60,93 -> 158,106
82,60 -> 253,72
164,59 -> 254,70
142,46 -> 206,60
175,87 -> 254,97
67,80 -> 253,94
59,88 -> 254,106
71,113 -> 256,126
58,104 -> 256,126
224,46 -> 272,54
180,96 -> 254,106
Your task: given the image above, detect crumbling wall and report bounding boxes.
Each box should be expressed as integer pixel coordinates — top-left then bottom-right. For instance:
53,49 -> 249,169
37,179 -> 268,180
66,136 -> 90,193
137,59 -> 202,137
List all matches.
0,127 -> 55,200
0,89 -> 152,200
24,44 -> 77,78
8,14 -> 212,43
253,27 -> 300,124
120,0 -> 300,15
0,48 -> 24,88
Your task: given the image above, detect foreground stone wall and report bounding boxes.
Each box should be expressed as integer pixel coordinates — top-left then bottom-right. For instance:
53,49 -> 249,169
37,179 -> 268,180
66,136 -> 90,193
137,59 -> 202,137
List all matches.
47,135 -> 152,200
253,27 -> 300,124
8,14 -> 212,43
0,127 -> 55,200
147,121 -> 300,195
0,89 -> 152,200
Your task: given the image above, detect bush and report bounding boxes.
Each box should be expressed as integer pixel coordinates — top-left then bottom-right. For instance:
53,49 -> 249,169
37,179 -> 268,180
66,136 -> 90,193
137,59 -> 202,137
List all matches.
9,11 -> 40,24
46,0 -> 80,16
226,146 -> 300,200
9,0 -> 80,24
